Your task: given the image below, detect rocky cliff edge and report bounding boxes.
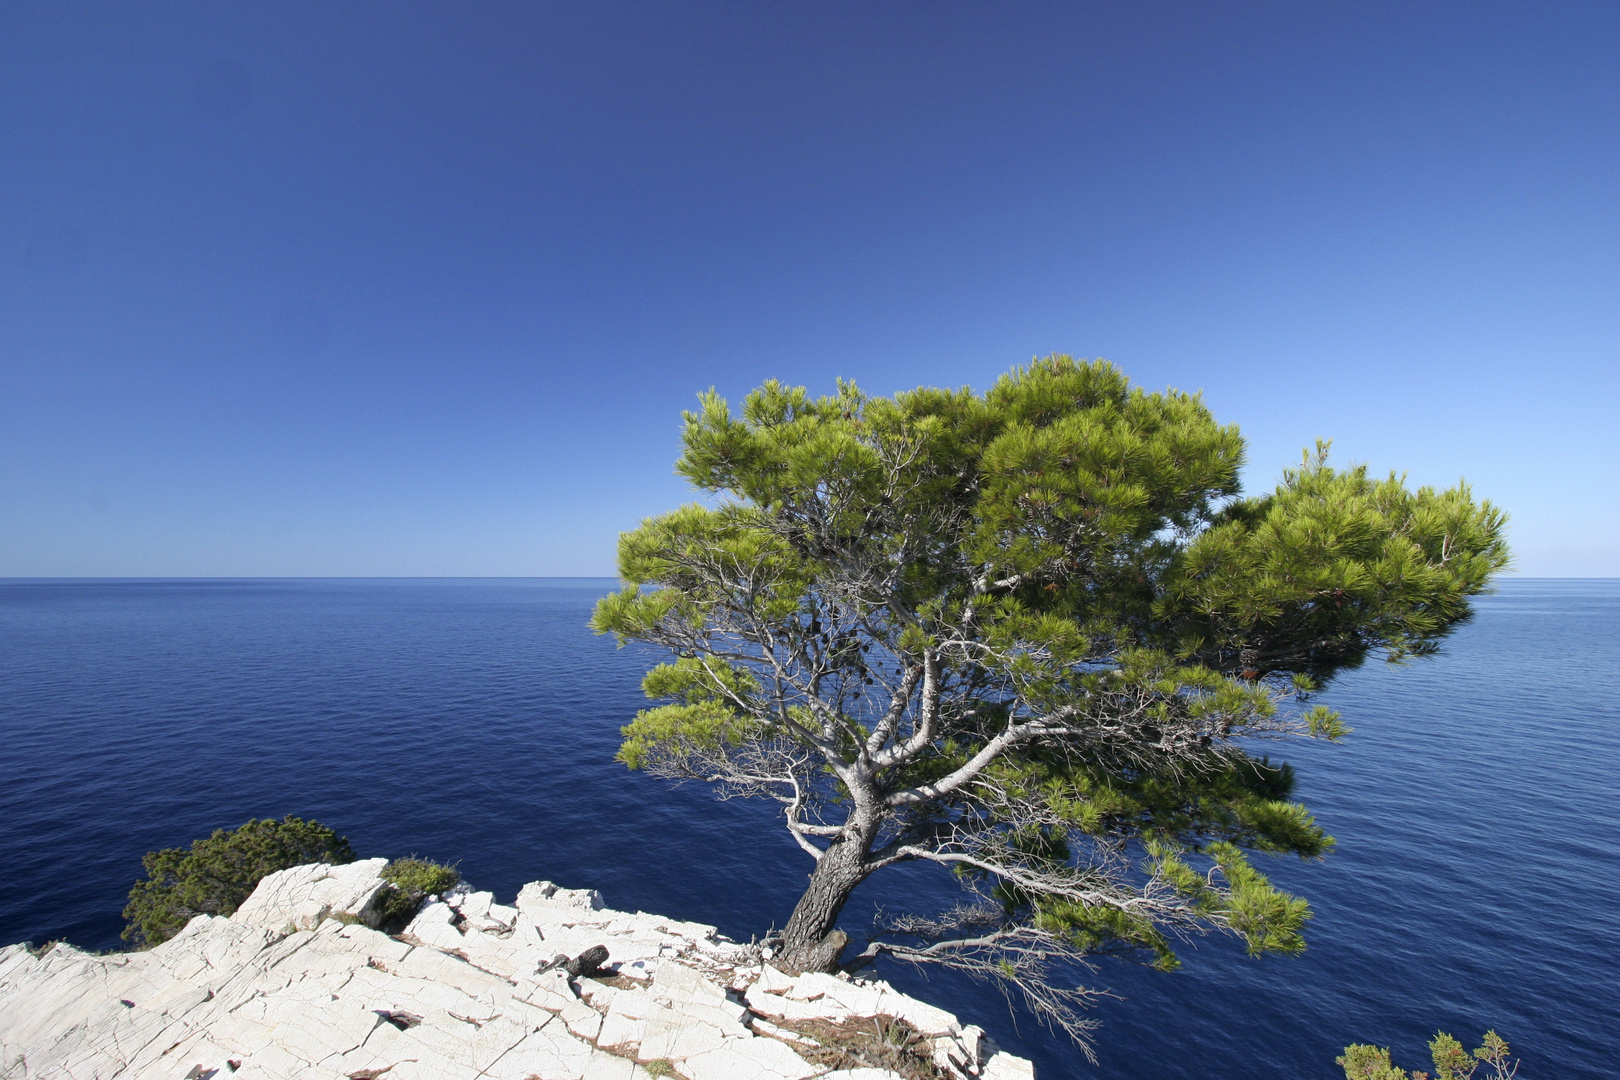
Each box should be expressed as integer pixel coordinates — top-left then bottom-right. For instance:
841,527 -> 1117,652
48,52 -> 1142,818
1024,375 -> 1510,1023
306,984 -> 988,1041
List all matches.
0,860 -> 1037,1080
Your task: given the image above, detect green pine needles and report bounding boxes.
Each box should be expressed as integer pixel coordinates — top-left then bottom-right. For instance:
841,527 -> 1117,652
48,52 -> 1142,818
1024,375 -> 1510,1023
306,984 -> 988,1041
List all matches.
121,816 -> 355,947
593,356 -> 1509,1050
1339,1029 -> 1522,1080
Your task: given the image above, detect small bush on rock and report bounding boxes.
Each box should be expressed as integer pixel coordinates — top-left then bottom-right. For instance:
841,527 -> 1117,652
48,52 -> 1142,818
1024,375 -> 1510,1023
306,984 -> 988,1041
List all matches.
372,857 -> 460,932
121,816 -> 355,947
382,857 -> 460,896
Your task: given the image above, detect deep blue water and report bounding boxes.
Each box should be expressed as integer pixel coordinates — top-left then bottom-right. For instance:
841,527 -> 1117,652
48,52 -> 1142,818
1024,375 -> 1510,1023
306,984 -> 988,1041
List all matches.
1,578 -> 1615,1080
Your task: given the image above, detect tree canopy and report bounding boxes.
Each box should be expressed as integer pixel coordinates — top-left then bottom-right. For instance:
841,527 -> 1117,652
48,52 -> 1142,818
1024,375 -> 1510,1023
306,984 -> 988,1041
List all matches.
593,356 -> 1508,1047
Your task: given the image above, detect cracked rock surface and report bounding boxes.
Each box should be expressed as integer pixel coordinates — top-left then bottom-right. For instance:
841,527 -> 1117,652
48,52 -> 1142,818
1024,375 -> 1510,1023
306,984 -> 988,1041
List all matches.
0,862 -> 1035,1080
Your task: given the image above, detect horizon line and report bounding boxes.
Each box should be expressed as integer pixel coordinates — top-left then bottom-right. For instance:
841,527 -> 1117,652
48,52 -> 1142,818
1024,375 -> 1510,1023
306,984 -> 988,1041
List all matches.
3,574 -> 1615,582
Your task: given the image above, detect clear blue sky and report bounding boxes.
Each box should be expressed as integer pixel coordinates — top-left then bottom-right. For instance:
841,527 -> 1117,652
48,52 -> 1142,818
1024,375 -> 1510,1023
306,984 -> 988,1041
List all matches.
2,3 -> 1615,577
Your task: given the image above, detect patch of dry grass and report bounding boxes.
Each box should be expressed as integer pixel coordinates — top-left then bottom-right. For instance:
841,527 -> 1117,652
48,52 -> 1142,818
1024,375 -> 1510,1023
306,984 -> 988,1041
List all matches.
764,1013 -> 946,1080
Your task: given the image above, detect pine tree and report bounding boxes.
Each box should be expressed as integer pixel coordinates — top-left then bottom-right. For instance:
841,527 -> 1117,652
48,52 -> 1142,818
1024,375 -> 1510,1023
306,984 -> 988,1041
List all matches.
593,356 -> 1509,1047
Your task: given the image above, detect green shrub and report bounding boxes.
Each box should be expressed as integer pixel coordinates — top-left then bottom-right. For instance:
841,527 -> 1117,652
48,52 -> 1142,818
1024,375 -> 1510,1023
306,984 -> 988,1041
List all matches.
1338,1044 -> 1410,1080
121,816 -> 355,947
372,857 -> 461,931
382,857 -> 460,896
1339,1029 -> 1521,1080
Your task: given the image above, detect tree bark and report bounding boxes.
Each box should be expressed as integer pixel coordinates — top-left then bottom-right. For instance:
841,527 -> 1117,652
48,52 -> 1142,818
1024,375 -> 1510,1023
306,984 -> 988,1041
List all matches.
775,832 -> 872,973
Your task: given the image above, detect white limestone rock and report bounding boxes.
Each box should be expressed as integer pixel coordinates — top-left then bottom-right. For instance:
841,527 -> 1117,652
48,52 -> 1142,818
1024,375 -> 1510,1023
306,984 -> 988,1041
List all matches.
743,984 -> 848,1023
683,1034 -> 818,1080
651,961 -> 751,1033
457,890 -> 494,919
584,1046 -> 657,1080
873,991 -> 960,1037
655,960 -> 727,1005
639,1012 -> 733,1062
563,997 -> 605,1041
753,970 -> 960,1036
486,1024 -> 595,1080
752,963 -> 796,995
516,879 -> 605,914
230,857 -> 389,932
982,1050 -> 1037,1080
404,900 -> 467,951
0,862 -> 1035,1080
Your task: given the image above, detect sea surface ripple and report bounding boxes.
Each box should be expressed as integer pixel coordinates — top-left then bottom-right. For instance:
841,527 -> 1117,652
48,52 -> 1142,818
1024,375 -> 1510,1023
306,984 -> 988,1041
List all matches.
1,578 -> 1615,1079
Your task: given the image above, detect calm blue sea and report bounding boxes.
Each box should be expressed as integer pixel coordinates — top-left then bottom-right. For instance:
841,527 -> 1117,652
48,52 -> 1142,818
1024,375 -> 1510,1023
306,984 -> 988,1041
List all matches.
1,578 -> 1615,1079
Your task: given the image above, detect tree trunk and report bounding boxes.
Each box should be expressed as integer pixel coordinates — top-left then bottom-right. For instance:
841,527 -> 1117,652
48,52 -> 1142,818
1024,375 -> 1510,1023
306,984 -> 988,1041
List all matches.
774,833 -> 871,974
